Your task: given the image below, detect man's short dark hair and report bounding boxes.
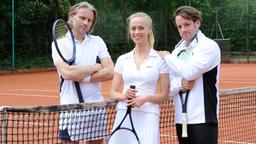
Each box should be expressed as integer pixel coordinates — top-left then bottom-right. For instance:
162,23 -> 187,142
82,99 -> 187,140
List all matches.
173,6 -> 202,25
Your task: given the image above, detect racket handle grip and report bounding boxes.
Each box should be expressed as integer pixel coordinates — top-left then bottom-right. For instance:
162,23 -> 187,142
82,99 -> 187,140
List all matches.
127,85 -> 136,109
182,113 -> 188,137
130,85 -> 136,89
130,85 -> 136,99
129,85 -> 136,100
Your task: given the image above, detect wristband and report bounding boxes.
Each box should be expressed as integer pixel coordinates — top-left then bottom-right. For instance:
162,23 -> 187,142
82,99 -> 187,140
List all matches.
82,76 -> 91,82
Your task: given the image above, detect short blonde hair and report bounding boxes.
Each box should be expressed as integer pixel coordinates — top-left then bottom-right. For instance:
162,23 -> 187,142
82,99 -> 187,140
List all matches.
127,12 -> 155,49
68,1 -> 97,33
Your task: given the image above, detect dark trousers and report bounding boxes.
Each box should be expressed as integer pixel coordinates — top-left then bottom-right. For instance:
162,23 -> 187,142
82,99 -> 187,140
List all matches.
59,128 -> 72,141
176,123 -> 218,144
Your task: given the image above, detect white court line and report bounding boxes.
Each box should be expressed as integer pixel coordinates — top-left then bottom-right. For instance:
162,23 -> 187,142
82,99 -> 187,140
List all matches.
224,105 -> 256,109
222,79 -> 256,81
5,89 -> 109,94
222,81 -> 256,84
160,134 -> 177,138
0,92 -> 58,98
219,140 -> 255,144
0,89 -> 108,98
4,89 -> 58,92
160,134 -> 255,144
161,134 -> 253,144
9,120 -> 54,127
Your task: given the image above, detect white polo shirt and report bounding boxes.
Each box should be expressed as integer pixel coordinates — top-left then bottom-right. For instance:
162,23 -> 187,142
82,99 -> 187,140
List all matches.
52,34 -> 111,104
114,49 -> 169,114
165,31 -> 221,124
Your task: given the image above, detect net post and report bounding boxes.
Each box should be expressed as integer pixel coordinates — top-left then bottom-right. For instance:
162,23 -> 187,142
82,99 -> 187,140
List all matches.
12,0 -> 15,70
1,107 -> 7,144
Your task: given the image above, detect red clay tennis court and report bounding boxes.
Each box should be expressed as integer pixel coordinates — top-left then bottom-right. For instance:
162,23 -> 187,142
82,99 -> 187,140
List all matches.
0,64 -> 255,106
0,63 -> 255,143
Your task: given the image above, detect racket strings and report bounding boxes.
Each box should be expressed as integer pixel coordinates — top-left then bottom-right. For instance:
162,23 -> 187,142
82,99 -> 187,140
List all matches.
107,129 -> 140,144
55,23 -> 69,39
53,20 -> 75,63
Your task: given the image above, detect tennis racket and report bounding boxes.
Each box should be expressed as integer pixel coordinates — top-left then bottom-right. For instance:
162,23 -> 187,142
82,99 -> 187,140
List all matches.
52,19 -> 84,103
106,85 -> 140,144
177,49 -> 192,138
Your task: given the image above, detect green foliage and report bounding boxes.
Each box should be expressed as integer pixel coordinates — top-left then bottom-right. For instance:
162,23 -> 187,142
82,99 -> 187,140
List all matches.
58,0 -> 71,17
0,0 -> 11,67
1,0 -> 256,70
15,55 -> 54,69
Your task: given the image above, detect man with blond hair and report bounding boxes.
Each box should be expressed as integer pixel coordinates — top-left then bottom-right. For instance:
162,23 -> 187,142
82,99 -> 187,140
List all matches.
52,1 -> 114,144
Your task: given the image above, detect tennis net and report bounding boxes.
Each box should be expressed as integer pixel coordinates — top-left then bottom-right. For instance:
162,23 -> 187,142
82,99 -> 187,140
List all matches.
0,87 -> 255,144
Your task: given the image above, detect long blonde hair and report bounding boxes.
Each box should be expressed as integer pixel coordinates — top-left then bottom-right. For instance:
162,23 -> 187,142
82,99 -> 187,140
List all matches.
127,12 -> 155,49
67,1 -> 97,33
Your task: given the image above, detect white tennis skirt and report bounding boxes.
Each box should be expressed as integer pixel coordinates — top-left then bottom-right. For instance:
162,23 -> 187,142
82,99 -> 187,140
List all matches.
108,109 -> 160,144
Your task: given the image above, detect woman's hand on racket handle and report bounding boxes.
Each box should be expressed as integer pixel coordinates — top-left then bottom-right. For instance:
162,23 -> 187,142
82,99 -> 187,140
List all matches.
125,88 -> 137,106
129,96 -> 145,108
181,78 -> 195,91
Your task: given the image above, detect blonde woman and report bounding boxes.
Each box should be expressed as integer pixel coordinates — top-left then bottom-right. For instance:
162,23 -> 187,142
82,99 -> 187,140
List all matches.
109,12 -> 169,144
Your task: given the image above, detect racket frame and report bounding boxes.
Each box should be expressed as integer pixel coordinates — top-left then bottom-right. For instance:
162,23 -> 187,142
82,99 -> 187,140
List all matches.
177,49 -> 192,138
52,19 -> 84,103
52,19 -> 76,64
107,85 -> 140,144
179,91 -> 190,137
